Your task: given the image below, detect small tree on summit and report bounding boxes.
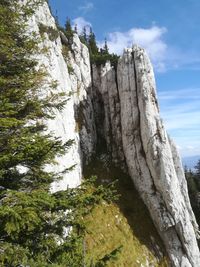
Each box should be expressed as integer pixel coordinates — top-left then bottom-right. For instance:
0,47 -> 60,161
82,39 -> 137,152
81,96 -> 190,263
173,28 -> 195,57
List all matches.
65,17 -> 73,40
65,17 -> 72,31
74,24 -> 78,34
79,26 -> 88,45
103,38 -> 109,54
88,27 -> 99,55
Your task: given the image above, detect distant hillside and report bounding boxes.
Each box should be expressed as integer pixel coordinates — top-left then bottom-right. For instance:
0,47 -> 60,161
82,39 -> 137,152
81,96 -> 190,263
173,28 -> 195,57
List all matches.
182,155 -> 200,170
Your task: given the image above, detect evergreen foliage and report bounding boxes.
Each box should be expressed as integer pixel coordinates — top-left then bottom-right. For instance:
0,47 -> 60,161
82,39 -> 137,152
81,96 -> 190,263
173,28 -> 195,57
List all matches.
0,1 -> 117,266
65,17 -> 73,41
194,160 -> 200,177
103,38 -> 109,54
74,24 -> 78,34
57,16 -> 119,69
185,164 -> 200,227
79,26 -> 88,46
88,27 -> 99,55
59,17 -> 75,59
38,23 -> 59,41
78,27 -> 119,69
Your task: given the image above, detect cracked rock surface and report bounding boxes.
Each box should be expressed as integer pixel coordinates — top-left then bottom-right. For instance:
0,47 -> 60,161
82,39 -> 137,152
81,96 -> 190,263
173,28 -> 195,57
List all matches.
127,46 -> 200,266
27,1 -> 200,265
28,1 -> 96,192
93,46 -> 200,266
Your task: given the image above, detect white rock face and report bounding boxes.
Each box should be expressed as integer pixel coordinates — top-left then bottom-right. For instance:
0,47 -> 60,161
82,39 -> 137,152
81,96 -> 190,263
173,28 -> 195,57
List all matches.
123,46 -> 200,266
27,1 -> 96,192
93,46 -> 200,266
92,63 -> 125,166
26,2 -> 200,265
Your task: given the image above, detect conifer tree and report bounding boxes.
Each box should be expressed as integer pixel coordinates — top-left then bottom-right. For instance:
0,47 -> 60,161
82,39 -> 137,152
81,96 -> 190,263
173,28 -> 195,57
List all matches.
88,27 -> 99,55
0,1 -> 116,266
65,17 -> 73,40
0,0 -> 70,264
83,26 -> 87,41
74,24 -> 78,34
103,38 -> 109,54
79,26 -> 88,45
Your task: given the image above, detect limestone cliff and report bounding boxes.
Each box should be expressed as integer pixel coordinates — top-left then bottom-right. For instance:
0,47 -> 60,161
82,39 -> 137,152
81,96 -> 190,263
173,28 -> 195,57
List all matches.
28,1 -> 200,266
92,48 -> 200,266
27,1 -> 96,192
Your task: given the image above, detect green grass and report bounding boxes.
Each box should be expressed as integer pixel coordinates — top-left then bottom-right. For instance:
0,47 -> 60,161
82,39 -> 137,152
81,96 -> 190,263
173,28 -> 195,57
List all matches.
83,158 -> 169,266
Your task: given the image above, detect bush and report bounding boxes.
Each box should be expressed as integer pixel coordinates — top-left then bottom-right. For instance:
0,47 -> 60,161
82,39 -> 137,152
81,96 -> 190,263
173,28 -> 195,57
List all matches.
91,53 -> 119,69
38,23 -> 59,41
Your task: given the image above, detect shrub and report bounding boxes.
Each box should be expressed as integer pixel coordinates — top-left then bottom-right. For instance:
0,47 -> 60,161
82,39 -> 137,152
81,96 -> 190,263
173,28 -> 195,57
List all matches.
38,23 -> 59,41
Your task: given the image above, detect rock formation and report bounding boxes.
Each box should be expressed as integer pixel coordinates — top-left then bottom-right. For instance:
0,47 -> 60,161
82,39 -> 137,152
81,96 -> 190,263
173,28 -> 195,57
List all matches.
27,1 -> 200,266
93,47 -> 200,266
28,1 -> 96,192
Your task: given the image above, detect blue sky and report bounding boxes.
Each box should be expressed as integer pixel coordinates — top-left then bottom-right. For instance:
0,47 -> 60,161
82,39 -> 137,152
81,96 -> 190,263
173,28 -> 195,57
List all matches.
49,0 -> 200,157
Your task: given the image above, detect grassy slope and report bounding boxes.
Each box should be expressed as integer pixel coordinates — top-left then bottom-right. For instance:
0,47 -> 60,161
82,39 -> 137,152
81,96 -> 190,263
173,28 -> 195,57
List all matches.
84,157 -> 169,266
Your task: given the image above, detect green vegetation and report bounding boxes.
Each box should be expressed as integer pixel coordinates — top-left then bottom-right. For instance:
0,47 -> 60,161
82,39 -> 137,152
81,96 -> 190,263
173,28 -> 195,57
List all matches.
0,1 -> 119,266
84,159 -> 169,266
185,160 -> 200,228
67,64 -> 74,74
80,27 -> 119,69
50,14 -> 119,69
0,1 -> 182,265
65,17 -> 74,41
62,44 -> 70,59
38,23 -> 59,41
59,18 -> 76,60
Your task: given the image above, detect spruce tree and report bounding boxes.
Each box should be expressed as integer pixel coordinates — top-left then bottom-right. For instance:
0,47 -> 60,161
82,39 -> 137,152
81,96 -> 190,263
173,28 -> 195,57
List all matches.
79,26 -> 88,45
74,24 -> 78,34
88,27 -> 99,55
103,38 -> 109,54
65,17 -> 73,41
0,0 -> 119,267
0,0 -> 69,264
0,1 -> 116,266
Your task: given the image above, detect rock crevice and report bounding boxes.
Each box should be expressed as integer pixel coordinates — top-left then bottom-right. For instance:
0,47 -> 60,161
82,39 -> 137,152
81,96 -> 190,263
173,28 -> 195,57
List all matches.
92,46 -> 200,266
28,2 -> 200,266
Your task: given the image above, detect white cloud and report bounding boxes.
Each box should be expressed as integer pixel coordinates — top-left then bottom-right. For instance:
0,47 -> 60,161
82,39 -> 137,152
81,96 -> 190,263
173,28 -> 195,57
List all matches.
72,18 -> 167,72
71,17 -> 200,72
72,17 -> 92,35
78,2 -> 94,13
99,26 -> 167,72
